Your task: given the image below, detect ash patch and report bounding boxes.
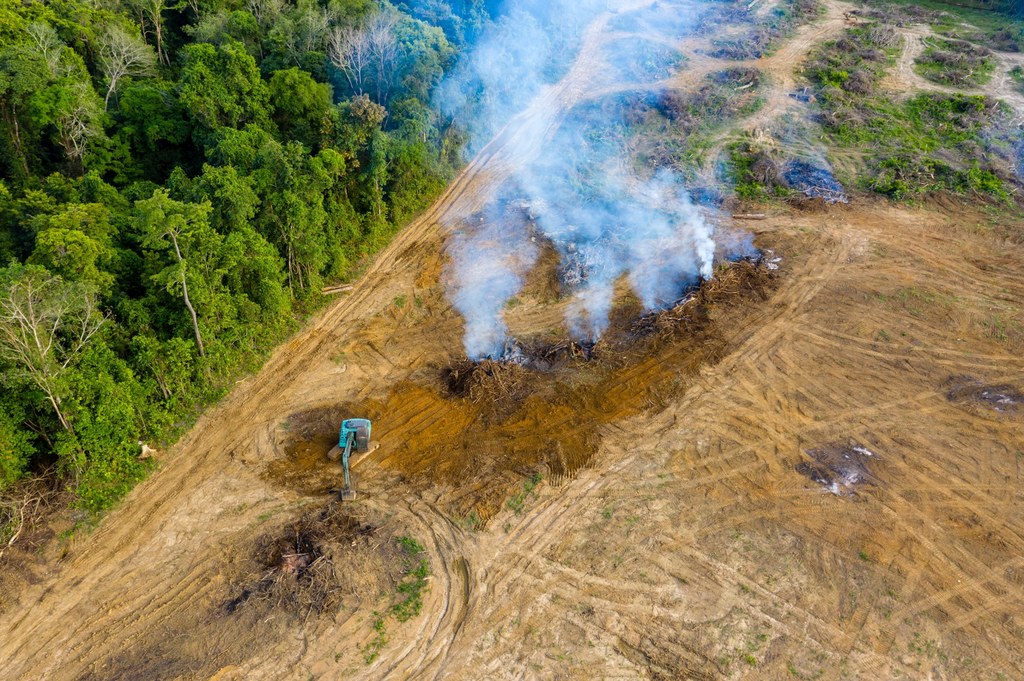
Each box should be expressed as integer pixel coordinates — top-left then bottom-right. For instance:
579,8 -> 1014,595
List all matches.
945,375 -> 1024,414
783,160 -> 848,204
797,442 -> 878,496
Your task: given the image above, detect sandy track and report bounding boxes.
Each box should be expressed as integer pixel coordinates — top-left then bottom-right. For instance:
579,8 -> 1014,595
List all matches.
3,2 -> 1024,680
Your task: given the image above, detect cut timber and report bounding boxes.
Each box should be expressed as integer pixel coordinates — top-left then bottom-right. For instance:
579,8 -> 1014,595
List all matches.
350,442 -> 380,468
321,284 -> 354,295
326,441 -> 380,464
731,213 -> 767,220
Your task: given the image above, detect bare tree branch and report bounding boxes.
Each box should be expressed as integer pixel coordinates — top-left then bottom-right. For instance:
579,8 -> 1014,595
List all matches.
366,13 -> 399,104
25,23 -> 66,78
54,82 -> 101,172
99,26 -> 156,110
124,0 -> 170,65
328,26 -> 371,95
0,268 -> 105,432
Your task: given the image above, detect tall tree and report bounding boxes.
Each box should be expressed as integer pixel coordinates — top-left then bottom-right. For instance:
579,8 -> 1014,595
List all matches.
98,26 -> 156,110
1,22 -> 105,178
367,12 -> 399,104
328,13 -> 400,104
0,264 -> 105,432
328,25 -> 371,95
0,43 -> 48,180
135,190 -> 210,357
268,67 -> 333,149
178,41 -> 272,134
123,0 -> 171,65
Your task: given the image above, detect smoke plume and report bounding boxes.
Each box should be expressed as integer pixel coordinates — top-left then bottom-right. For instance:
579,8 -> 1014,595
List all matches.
437,0 -> 719,359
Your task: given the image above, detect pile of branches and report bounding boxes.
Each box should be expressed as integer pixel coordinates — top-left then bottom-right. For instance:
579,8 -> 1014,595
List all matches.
631,260 -> 773,336
522,339 -> 597,363
919,38 -> 994,88
631,293 -> 706,337
444,358 -> 532,404
226,504 -> 377,617
0,472 -> 64,560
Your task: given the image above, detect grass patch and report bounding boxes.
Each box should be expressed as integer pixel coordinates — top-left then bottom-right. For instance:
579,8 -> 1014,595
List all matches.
460,510 -> 482,530
1012,66 -> 1024,93
805,22 -> 1020,200
728,139 -> 795,201
507,471 -> 542,514
915,37 -> 995,87
363,535 -> 431,664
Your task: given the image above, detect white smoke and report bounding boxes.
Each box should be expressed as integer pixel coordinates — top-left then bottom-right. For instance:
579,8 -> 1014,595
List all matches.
436,0 -> 718,359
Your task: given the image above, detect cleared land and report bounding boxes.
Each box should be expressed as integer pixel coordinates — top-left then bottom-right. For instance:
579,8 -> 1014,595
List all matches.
2,1 -> 1024,679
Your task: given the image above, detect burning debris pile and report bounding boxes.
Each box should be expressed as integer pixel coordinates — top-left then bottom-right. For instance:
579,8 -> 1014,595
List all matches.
444,337 -> 600,403
442,255 -> 777,412
630,258 -> 774,337
438,0 -> 722,361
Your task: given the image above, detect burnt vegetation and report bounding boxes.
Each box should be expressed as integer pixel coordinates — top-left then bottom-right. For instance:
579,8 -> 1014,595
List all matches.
796,442 -> 879,496
944,375 -> 1024,415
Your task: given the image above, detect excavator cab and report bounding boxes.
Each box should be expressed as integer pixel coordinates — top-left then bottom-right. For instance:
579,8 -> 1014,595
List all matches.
328,418 -> 372,500
340,418 -> 371,454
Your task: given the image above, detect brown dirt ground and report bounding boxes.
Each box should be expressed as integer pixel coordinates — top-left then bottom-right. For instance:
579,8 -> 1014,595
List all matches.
3,1 -> 1024,679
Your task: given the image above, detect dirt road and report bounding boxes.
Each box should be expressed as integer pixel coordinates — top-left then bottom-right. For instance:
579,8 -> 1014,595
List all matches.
3,1 -> 1024,679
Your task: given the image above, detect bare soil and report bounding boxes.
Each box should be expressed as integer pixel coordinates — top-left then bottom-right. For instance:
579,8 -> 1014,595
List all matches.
3,1 -> 1024,679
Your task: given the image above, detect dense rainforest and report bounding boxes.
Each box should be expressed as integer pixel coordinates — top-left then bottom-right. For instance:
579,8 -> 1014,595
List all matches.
0,0 -> 493,513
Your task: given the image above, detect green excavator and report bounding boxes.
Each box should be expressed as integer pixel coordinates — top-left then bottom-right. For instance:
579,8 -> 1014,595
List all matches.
326,418 -> 372,500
